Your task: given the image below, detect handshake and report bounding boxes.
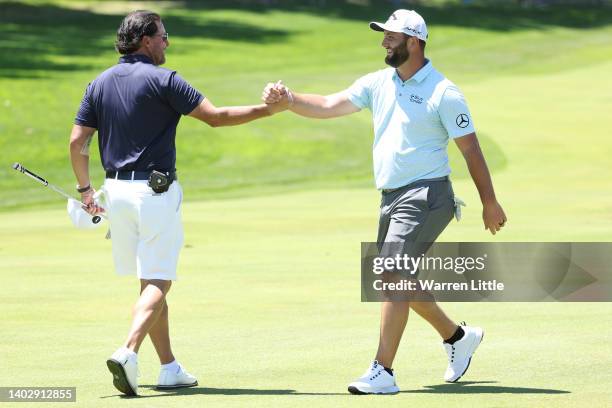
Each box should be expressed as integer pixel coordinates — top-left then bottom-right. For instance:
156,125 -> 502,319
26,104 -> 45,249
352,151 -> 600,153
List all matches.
261,81 -> 295,114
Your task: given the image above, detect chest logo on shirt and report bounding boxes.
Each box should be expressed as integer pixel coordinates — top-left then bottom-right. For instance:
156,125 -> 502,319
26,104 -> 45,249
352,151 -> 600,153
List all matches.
456,113 -> 470,128
409,94 -> 423,104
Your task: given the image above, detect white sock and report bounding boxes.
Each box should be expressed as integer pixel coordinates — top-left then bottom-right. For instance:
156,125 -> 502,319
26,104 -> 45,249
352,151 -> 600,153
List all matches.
161,359 -> 179,372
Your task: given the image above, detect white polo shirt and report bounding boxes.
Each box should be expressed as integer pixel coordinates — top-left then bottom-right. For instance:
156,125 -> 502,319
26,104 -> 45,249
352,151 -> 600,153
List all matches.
346,60 -> 475,190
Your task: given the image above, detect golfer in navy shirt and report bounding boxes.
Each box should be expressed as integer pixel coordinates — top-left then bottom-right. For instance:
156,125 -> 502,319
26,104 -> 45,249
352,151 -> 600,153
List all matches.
69,10 -> 282,396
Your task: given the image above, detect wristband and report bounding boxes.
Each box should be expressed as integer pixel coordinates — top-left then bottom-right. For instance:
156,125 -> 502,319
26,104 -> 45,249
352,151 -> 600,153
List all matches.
77,184 -> 91,193
286,89 -> 295,107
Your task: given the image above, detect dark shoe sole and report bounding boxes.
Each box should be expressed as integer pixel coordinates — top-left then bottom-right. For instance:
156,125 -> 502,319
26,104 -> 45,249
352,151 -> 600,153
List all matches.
106,359 -> 137,396
156,381 -> 198,390
448,330 -> 485,383
348,386 -> 367,395
347,385 -> 399,395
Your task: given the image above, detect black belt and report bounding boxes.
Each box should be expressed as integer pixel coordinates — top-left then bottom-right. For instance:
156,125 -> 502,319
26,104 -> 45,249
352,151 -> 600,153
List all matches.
105,170 -> 176,181
381,176 -> 448,194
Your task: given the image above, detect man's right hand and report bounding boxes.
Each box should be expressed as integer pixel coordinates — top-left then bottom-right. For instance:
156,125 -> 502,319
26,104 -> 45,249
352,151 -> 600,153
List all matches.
262,81 -> 290,114
81,187 -> 105,216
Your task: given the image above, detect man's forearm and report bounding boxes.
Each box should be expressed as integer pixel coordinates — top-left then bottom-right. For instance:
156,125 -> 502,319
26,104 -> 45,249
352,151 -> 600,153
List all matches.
70,143 -> 91,188
69,125 -> 95,188
288,93 -> 339,119
462,142 -> 497,205
213,104 -> 272,127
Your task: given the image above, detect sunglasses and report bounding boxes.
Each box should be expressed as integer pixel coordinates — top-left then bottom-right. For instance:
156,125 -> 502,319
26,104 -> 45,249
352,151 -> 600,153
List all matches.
150,32 -> 169,41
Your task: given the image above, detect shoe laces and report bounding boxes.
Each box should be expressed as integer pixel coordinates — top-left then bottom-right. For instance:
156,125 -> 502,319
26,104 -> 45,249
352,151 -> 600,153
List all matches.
367,361 -> 382,380
369,367 -> 384,381
368,360 -> 389,381
449,344 -> 456,363
446,321 -> 466,363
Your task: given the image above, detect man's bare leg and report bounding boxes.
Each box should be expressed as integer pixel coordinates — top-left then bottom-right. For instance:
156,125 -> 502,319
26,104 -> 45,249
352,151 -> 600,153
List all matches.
121,280 -> 197,388
148,299 -> 175,364
124,279 -> 172,353
374,297 -> 458,369
374,301 -> 410,368
133,279 -> 175,364
409,301 -> 457,340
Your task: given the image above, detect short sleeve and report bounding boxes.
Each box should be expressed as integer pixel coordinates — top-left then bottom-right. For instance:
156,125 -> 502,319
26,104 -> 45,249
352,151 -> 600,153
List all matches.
439,84 -> 475,139
345,72 -> 376,110
75,83 -> 98,128
166,72 -> 204,115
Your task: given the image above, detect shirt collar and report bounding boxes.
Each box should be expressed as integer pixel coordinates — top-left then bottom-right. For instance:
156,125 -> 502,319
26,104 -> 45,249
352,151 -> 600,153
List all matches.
119,53 -> 154,64
393,59 -> 433,84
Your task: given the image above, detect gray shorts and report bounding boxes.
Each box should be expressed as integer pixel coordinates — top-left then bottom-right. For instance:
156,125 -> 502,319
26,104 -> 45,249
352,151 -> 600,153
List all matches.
377,177 -> 455,265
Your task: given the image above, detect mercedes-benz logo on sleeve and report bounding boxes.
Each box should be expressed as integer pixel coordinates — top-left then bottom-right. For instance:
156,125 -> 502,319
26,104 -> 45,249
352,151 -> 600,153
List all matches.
456,113 -> 470,128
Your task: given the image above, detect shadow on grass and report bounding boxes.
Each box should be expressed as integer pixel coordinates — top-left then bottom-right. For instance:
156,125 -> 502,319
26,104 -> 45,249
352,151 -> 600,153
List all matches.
2,0 -> 610,78
401,380 -> 570,394
100,381 -> 569,398
100,385 -> 346,398
0,2 -> 291,78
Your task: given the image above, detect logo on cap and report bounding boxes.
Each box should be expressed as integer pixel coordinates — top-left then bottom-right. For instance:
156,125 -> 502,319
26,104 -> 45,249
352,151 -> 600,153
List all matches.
405,27 -> 424,36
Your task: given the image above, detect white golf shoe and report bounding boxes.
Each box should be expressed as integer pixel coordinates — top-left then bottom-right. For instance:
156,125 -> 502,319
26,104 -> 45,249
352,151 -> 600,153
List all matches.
443,324 -> 484,382
157,363 -> 198,389
348,360 -> 400,395
106,348 -> 139,396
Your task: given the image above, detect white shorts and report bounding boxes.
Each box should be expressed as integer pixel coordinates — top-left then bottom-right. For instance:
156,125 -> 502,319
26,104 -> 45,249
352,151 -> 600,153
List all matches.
102,178 -> 184,281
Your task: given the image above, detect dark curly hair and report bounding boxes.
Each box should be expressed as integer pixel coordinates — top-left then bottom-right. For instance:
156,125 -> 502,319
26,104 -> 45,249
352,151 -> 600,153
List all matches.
115,10 -> 160,55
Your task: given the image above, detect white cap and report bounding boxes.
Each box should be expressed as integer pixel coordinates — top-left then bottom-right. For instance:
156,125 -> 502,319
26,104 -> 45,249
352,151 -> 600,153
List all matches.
370,9 -> 428,42
67,199 -> 105,229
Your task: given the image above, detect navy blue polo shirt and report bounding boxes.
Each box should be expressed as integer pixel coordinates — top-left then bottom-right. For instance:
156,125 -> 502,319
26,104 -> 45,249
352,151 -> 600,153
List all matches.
75,54 -> 204,172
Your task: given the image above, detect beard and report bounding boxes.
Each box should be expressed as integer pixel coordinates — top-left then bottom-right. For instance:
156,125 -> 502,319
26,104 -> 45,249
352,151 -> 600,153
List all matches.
384,40 -> 409,68
153,55 -> 166,66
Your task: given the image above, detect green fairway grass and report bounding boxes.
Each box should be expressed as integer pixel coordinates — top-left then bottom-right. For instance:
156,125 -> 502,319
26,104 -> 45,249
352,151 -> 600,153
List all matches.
1,190 -> 611,407
1,1 -> 611,407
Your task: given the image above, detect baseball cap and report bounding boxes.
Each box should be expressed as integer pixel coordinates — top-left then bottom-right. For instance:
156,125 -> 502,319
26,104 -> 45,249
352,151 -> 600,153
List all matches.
67,198 -> 105,229
370,9 -> 428,42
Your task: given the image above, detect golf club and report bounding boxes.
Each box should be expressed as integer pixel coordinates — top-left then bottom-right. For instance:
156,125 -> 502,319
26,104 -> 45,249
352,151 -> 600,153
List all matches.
12,162 -> 105,224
